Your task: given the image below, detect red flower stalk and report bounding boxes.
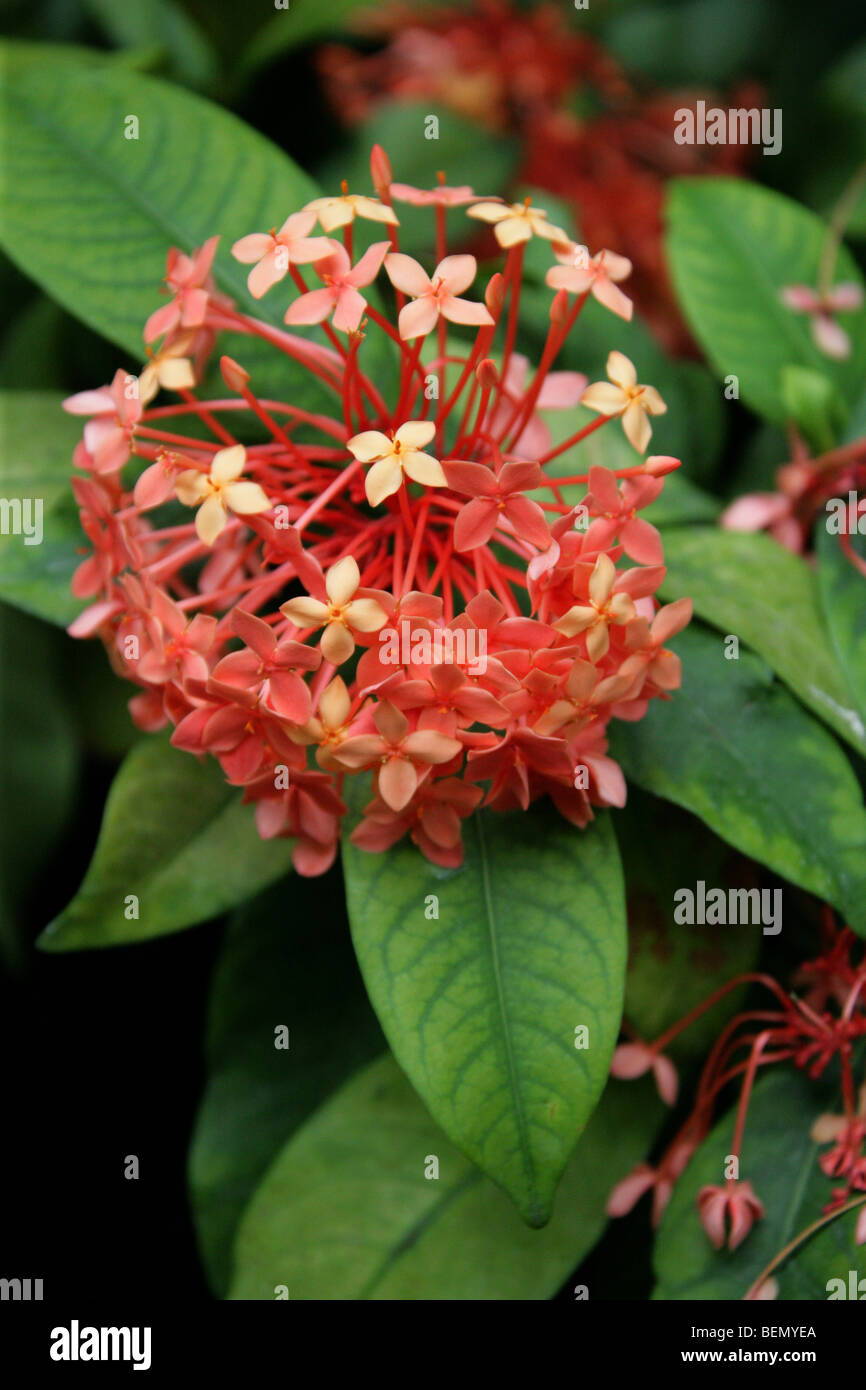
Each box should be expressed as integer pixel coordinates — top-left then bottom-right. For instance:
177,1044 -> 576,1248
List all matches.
65,145 -> 688,876
608,909 -> 866,1257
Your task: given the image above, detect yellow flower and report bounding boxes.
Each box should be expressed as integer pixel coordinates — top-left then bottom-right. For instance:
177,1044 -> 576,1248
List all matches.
580,351 -> 667,454
554,553 -> 635,662
466,198 -> 568,248
174,445 -> 271,545
347,421 -> 447,507
290,675 -> 353,770
304,192 -> 399,233
280,556 -> 387,665
139,333 -> 196,404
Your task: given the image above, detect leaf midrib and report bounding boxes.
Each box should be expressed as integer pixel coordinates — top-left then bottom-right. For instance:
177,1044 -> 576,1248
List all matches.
474,810 -> 540,1222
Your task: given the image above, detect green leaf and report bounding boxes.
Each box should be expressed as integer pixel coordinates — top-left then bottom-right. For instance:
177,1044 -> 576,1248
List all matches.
229,1053 -> 663,1299
0,42 -> 315,357
341,794 -> 627,1226
654,1067 -> 866,1299
658,528 -> 866,756
38,737 -> 294,950
666,178 -> 866,426
83,0 -> 219,91
816,523 -> 866,739
0,391 -> 85,625
611,625 -> 866,935
188,878 -> 384,1296
780,365 -> 848,453
617,790 -> 759,1059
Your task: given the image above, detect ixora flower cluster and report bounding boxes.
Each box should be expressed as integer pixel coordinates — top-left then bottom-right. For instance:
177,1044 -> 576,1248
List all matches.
64,145 -> 690,876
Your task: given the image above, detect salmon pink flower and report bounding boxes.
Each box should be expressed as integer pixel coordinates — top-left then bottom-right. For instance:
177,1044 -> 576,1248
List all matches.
443,457 -> 550,551
175,444 -> 271,545
335,701 -> 462,811
467,198 -> 567,247
351,777 -> 483,868
390,182 -> 487,207
232,212 -> 335,299
610,1040 -> 679,1106
208,608 -> 321,723
304,191 -> 399,232
280,555 -> 388,665
697,1181 -> 765,1252
348,421 -> 447,505
384,252 -> 493,339
65,142 -> 688,875
285,241 -> 390,333
781,281 -> 863,360
63,369 -> 142,475
581,351 -> 667,454
144,237 -> 220,342
547,245 -> 633,321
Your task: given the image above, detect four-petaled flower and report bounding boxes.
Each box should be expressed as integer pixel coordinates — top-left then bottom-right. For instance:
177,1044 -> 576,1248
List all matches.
581,351 -> 667,454
280,555 -> 388,665
609,1040 -> 679,1106
348,421 -> 447,506
304,192 -> 399,232
145,237 -> 220,342
467,198 -> 568,247
232,212 -> 335,299
335,700 -> 462,812
285,241 -> 391,333
443,458 -> 550,551
547,245 -> 633,321
64,368 -> 142,475
554,553 -> 636,662
208,607 -> 322,724
174,444 -> 271,545
384,252 -> 494,339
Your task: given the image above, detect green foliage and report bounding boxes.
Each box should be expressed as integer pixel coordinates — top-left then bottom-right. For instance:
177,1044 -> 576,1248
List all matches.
229,1053 -> 663,1300
666,178 -> 866,426
612,625 -> 866,935
39,738 -> 295,949
341,790 -> 627,1225
654,1068 -> 866,1299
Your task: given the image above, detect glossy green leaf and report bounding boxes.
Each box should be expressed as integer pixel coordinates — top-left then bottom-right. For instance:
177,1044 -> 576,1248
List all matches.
38,737 -> 295,950
666,178 -> 866,426
0,391 -> 85,625
816,524 -> 866,740
229,1053 -> 663,1300
654,1068 -> 866,1300
341,795 -> 627,1226
611,625 -> 866,935
0,43 -> 315,355
617,790 -> 759,1059
189,879 -> 384,1295
658,528 -> 866,756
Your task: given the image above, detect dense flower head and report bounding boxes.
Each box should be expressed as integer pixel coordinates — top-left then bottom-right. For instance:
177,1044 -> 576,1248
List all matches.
64,145 -> 689,876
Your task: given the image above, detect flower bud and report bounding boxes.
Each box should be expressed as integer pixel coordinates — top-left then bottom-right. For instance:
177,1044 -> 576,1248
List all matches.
370,144 -> 393,200
220,355 -> 250,393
